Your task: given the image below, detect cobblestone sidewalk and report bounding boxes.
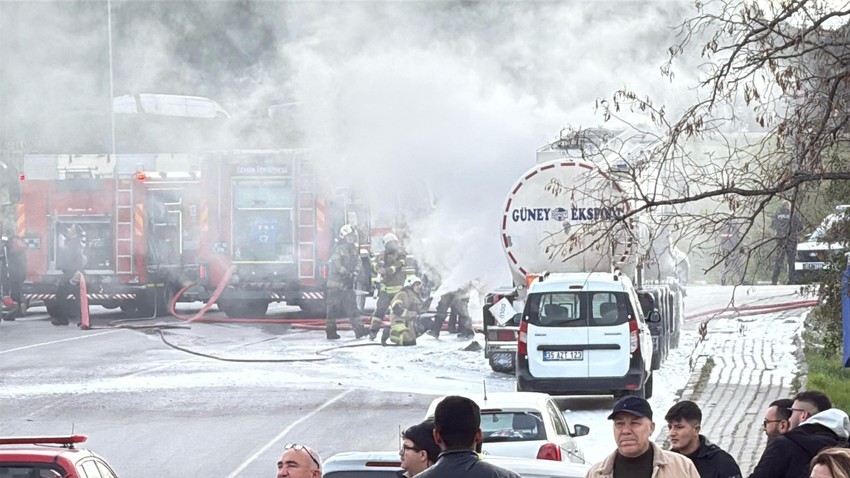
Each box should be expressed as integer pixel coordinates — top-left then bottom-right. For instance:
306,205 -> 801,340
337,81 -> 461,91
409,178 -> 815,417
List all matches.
655,309 -> 807,475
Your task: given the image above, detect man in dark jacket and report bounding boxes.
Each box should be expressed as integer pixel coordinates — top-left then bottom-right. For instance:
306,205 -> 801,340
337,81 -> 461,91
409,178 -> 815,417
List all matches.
665,400 -> 742,478
416,396 -> 521,478
749,392 -> 847,478
771,200 -> 803,285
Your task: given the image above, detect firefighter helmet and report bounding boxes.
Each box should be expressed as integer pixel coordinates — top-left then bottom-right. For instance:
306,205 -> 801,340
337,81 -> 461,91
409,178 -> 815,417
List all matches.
404,275 -> 422,288
339,224 -> 355,239
383,232 -> 399,246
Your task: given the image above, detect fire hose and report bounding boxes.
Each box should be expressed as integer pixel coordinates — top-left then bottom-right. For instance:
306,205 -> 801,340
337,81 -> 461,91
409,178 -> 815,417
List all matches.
684,299 -> 819,322
75,270 -> 382,363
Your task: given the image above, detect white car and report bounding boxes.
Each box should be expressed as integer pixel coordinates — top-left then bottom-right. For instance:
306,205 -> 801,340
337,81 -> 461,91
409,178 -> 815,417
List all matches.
424,392 -> 588,464
322,451 -> 590,478
515,272 -> 657,399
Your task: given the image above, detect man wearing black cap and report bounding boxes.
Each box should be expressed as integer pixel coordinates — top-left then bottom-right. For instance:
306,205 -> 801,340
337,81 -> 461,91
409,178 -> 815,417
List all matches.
400,419 -> 441,477
587,396 -> 700,478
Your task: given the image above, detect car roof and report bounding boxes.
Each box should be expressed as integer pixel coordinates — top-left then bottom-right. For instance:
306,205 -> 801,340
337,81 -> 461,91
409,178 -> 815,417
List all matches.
425,392 -> 555,418
529,272 -> 632,294
0,435 -> 97,467
322,451 -> 590,478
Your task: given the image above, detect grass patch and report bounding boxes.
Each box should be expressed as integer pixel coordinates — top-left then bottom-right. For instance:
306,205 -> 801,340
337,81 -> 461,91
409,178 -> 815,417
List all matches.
803,349 -> 850,411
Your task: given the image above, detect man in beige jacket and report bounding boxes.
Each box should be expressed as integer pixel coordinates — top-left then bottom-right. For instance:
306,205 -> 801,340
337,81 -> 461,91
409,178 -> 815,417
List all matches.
586,396 -> 700,478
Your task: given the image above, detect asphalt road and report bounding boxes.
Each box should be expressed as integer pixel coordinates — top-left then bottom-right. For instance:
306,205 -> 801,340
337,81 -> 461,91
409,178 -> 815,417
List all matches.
0,306 -> 438,478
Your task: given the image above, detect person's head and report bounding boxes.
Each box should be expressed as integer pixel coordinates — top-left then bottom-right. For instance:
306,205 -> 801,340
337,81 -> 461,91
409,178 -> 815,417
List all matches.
339,224 -> 356,243
433,395 -> 481,451
791,391 -> 832,429
664,400 -> 702,455
608,396 -> 655,458
383,232 -> 399,251
404,276 -> 423,294
276,443 -> 321,478
401,419 -> 440,477
810,447 -> 850,478
764,398 -> 794,439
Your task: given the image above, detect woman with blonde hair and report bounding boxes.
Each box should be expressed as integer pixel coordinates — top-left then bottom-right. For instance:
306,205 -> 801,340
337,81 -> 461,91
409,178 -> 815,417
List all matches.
811,447 -> 850,478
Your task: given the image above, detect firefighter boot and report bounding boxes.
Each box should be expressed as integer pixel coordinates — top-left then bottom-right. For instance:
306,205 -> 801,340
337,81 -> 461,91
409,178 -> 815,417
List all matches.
353,320 -> 368,339
326,320 -> 341,340
368,316 -> 382,340
380,327 -> 390,346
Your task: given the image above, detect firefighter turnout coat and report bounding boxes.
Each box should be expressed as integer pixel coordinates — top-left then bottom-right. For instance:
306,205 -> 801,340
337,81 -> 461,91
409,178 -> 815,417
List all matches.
388,287 -> 424,345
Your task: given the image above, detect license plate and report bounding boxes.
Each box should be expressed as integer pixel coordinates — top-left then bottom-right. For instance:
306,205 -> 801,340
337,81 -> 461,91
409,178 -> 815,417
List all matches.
802,263 -> 824,270
543,350 -> 583,361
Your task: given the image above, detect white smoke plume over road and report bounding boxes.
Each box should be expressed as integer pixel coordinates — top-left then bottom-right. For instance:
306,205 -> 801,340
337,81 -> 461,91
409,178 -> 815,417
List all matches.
1,1 -> 701,292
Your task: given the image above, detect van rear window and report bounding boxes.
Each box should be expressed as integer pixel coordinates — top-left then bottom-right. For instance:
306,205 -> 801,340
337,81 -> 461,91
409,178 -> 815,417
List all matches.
526,291 -> 632,327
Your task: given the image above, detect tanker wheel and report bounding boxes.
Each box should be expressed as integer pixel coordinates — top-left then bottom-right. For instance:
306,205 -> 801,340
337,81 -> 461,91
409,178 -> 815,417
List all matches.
644,374 -> 654,399
651,346 -> 662,371
218,299 -> 269,318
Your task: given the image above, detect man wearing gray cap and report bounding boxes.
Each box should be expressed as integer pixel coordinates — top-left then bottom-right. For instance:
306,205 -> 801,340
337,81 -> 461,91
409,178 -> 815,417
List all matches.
586,396 -> 700,478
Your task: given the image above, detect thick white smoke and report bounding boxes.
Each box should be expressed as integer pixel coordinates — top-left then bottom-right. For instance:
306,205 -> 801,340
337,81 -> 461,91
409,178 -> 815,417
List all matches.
1,1 -> 701,294
280,1 -> 697,293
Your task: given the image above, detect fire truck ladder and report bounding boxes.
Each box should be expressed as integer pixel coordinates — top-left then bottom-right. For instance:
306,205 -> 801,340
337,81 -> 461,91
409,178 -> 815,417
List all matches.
115,178 -> 134,274
298,174 -> 316,281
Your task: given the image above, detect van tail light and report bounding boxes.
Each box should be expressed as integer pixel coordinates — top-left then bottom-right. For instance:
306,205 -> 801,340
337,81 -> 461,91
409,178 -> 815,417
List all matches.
536,443 -> 562,461
321,264 -> 328,280
629,319 -> 639,354
199,264 -> 207,280
487,329 -> 517,342
518,319 -> 528,356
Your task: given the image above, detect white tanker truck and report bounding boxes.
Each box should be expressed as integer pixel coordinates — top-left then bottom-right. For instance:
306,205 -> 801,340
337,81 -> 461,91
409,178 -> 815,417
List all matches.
483,132 -> 685,398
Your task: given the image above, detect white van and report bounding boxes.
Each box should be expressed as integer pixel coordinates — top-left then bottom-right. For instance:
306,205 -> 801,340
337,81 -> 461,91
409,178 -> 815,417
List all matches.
515,272 -> 657,398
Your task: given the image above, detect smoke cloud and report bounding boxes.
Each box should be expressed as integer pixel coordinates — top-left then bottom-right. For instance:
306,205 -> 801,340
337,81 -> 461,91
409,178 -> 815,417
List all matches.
1,1 -> 698,294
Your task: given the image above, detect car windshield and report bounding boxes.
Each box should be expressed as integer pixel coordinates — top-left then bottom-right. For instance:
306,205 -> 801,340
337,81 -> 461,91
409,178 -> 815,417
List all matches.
480,410 -> 546,442
0,465 -> 63,478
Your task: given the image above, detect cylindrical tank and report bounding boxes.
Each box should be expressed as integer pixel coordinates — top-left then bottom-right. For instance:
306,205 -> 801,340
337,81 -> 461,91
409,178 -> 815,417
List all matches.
500,159 -> 638,294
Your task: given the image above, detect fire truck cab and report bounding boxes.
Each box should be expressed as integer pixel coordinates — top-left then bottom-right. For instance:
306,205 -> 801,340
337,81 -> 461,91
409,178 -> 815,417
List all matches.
18,153 -> 202,319
197,149 -> 371,318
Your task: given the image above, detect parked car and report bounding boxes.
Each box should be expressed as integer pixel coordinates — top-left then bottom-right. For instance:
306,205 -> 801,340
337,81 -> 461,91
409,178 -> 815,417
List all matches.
424,392 -> 588,464
0,434 -> 119,478
322,450 -> 591,478
794,205 -> 849,283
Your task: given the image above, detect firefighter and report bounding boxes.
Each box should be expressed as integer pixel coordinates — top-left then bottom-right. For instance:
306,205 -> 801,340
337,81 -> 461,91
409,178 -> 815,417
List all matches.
368,232 -> 407,340
381,275 -> 431,346
51,224 -> 86,326
427,283 -> 475,339
2,235 -> 26,320
326,224 -> 368,340
771,200 -> 803,285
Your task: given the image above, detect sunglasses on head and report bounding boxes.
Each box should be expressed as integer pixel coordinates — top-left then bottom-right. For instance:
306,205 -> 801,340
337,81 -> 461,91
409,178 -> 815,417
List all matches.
285,443 -> 321,469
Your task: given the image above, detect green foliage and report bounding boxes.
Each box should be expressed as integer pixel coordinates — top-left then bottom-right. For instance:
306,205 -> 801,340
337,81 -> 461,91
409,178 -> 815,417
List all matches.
802,252 -> 848,358
804,346 -> 850,412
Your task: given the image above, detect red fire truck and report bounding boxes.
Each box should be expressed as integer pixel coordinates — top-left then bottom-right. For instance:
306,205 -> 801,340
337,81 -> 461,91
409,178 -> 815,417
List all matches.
195,149 -> 371,318
17,153 -> 202,319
